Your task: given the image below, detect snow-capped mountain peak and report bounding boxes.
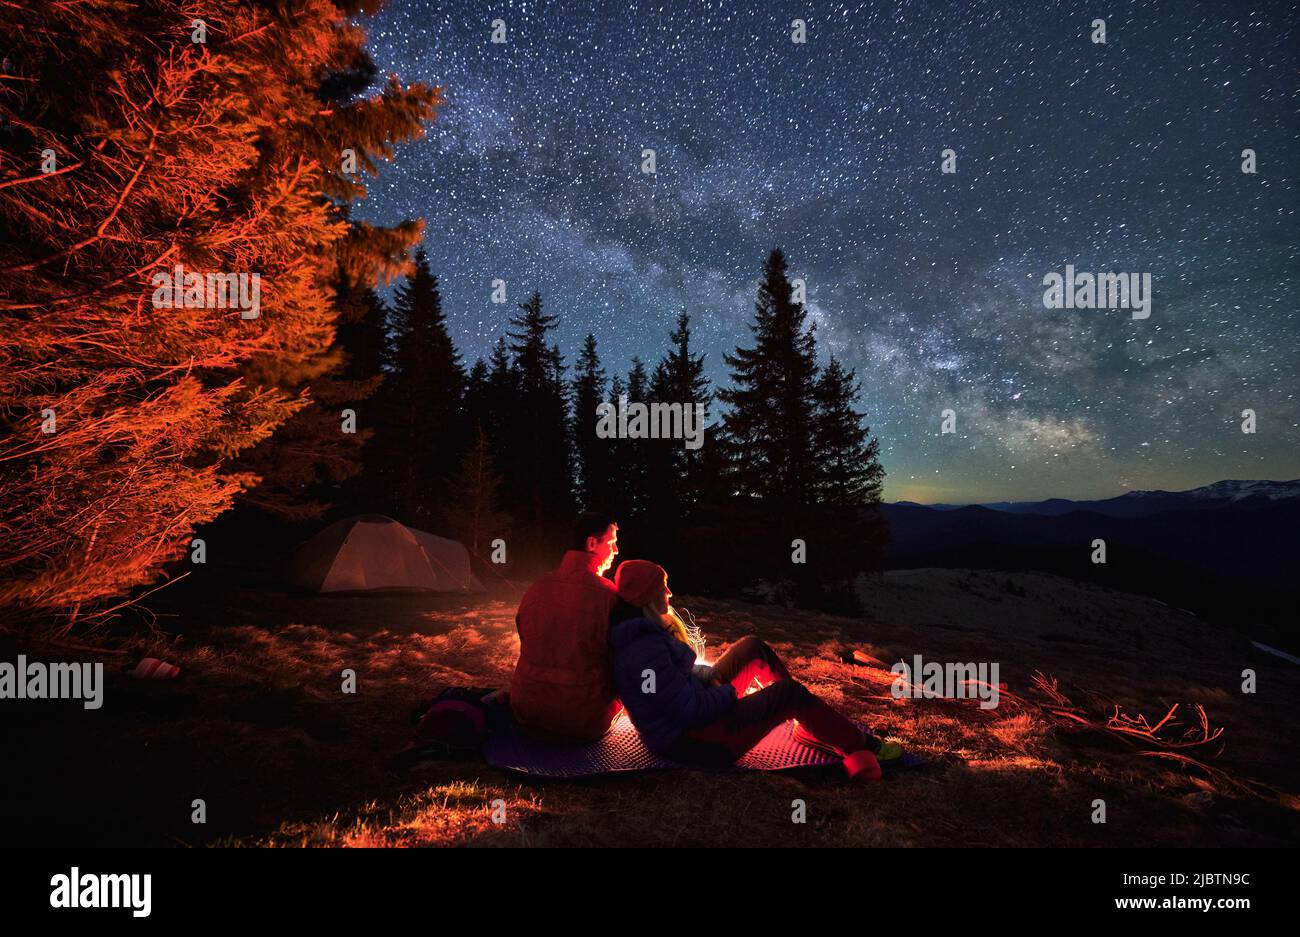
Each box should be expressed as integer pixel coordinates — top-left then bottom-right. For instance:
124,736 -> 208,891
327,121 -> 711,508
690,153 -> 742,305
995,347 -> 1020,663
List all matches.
1122,479 -> 1300,502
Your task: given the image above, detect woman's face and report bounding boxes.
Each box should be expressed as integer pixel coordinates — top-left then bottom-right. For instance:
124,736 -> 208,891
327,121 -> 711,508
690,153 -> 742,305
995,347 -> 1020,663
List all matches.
652,577 -> 672,613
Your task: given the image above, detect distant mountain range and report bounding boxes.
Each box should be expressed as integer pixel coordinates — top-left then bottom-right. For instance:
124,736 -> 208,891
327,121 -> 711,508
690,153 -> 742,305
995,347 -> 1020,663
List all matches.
879,480 -> 1300,638
897,479 -> 1300,519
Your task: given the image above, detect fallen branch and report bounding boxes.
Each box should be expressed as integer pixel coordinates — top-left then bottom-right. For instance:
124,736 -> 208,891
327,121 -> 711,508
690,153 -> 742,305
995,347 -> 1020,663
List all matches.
1029,671 -> 1224,753
1106,702 -> 1225,751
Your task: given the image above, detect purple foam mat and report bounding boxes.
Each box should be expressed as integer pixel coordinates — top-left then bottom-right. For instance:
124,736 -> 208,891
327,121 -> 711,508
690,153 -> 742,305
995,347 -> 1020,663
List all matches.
482,712 -> 840,778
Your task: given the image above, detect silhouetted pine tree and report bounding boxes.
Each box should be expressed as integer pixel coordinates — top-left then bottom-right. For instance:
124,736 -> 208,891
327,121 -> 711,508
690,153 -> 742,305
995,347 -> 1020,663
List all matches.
572,334 -> 610,510
644,360 -> 679,529
627,359 -> 649,399
651,311 -> 713,510
328,283 -> 395,516
606,373 -> 630,522
384,251 -> 465,527
337,283 -> 391,384
464,358 -> 490,432
798,354 -> 889,609
504,293 -> 573,550
718,248 -> 820,513
549,341 -> 575,512
812,356 -> 884,506
446,425 -> 511,559
623,357 -> 653,520
480,337 -> 516,470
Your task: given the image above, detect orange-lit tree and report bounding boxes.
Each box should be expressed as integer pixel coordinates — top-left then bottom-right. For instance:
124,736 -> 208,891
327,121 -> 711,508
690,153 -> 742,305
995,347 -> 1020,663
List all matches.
0,0 -> 439,628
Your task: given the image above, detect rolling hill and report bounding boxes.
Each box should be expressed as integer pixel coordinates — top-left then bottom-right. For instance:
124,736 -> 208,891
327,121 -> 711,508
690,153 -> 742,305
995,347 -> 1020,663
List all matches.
881,481 -> 1300,645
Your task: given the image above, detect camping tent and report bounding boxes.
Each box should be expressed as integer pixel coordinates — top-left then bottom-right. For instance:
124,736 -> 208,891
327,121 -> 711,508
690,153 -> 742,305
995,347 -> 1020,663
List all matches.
286,515 -> 485,594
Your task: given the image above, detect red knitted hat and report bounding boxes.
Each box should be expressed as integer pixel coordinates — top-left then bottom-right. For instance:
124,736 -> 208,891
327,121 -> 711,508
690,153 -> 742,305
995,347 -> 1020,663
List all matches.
614,559 -> 668,608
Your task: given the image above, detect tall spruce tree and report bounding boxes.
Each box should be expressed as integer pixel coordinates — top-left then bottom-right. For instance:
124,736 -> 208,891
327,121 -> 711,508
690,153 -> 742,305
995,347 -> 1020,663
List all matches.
384,250 -> 465,527
504,293 -> 572,549
337,283 -> 391,385
606,373 -> 630,522
572,334 -> 610,510
463,357 -> 490,433
623,357 -> 652,519
549,342 -> 575,514
330,283 -> 394,515
657,312 -> 712,408
481,336 -> 515,471
718,248 -> 820,512
644,359 -> 679,525
812,357 -> 885,506
651,311 -> 713,510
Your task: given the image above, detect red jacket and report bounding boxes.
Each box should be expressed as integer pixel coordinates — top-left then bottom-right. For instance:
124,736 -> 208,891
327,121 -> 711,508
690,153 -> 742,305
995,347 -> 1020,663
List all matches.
509,550 -> 620,741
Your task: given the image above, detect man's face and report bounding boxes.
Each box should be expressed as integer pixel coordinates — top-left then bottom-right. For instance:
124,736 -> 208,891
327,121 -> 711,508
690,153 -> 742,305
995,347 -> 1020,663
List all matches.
587,525 -> 619,575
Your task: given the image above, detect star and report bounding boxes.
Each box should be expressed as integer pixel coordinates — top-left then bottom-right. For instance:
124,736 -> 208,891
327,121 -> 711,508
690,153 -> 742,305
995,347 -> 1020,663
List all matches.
356,0 -> 1300,503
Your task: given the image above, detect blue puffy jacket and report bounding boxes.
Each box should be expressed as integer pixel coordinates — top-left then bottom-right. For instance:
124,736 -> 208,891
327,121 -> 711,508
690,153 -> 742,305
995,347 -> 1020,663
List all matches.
609,615 -> 737,754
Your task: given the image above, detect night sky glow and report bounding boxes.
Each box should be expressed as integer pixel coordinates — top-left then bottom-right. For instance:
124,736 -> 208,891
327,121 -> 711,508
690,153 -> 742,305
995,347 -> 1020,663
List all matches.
355,0 -> 1299,503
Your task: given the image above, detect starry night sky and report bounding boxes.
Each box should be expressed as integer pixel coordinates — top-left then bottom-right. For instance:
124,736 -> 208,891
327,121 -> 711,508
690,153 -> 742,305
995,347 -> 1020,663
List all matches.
355,0 -> 1299,504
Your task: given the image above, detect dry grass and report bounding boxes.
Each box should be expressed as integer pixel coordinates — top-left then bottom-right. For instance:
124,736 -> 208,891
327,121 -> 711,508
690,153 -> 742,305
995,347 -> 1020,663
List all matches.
3,569 -> 1298,847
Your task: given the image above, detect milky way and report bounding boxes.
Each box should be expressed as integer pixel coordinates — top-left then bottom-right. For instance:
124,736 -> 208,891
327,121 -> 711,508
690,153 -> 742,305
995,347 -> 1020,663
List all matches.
355,0 -> 1299,502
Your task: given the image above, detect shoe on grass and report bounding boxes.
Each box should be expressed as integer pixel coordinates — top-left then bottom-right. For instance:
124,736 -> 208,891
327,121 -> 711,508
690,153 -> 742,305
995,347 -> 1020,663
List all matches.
843,749 -> 882,781
876,740 -> 904,762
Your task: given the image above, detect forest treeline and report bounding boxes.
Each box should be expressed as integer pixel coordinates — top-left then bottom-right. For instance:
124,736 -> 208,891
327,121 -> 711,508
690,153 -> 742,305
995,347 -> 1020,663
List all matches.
323,246 -> 887,604
0,0 -> 884,631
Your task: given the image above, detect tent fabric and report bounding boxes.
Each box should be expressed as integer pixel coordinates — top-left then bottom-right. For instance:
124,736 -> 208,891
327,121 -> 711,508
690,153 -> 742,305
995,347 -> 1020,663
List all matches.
286,515 -> 485,594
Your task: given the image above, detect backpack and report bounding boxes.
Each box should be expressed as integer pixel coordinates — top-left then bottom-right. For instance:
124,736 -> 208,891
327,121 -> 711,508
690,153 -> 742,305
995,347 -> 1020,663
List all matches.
394,686 -> 501,767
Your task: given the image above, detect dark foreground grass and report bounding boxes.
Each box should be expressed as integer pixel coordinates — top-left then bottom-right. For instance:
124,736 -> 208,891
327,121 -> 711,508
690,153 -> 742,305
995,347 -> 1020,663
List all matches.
2,569 -> 1297,847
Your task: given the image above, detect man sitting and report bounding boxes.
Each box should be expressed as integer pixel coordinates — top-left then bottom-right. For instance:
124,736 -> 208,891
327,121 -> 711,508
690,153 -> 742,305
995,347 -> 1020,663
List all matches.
509,512 -> 621,741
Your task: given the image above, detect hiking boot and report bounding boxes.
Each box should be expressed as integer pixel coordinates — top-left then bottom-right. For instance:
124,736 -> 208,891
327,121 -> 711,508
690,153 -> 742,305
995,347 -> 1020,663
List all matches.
843,749 -> 882,782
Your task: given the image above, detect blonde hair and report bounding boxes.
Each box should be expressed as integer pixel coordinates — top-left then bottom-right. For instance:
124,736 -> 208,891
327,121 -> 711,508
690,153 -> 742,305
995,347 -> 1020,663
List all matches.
643,598 -> 702,656
656,604 -> 692,646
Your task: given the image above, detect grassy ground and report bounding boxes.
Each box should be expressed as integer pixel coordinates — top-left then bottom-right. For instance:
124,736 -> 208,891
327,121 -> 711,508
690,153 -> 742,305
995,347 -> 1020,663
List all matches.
3,568 -> 1297,847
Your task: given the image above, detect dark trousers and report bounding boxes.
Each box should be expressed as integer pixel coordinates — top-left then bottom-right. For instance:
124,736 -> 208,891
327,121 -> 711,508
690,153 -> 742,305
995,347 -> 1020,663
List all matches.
666,635 -> 876,767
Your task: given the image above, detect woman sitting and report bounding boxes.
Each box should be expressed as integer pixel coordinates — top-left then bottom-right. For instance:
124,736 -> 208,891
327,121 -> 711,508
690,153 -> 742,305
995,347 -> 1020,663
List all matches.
609,559 -> 898,780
